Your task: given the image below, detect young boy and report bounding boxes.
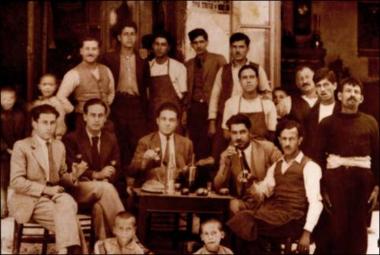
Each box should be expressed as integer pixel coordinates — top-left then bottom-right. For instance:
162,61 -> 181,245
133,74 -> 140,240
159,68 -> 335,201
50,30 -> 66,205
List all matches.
94,211 -> 149,254
194,219 -> 233,254
31,74 -> 68,139
1,86 -> 27,218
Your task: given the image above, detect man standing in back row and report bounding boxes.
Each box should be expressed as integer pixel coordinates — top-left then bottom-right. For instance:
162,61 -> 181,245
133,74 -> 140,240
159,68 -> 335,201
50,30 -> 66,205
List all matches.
315,77 -> 379,254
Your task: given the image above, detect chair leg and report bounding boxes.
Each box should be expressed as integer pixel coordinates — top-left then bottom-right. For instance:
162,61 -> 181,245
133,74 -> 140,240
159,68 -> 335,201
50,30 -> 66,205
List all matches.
89,218 -> 95,253
13,222 -> 23,254
41,229 -> 49,255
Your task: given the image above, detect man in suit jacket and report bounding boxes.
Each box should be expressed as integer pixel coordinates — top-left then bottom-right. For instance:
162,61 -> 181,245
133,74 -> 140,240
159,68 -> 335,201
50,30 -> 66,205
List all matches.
9,104 -> 87,254
303,67 -> 340,157
213,114 -> 281,215
185,28 -> 227,164
100,21 -> 150,170
63,98 -> 124,240
129,102 -> 193,187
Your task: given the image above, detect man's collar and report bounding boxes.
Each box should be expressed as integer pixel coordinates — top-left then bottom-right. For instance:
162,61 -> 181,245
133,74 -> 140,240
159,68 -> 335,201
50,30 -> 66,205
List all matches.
33,134 -> 51,146
282,151 -> 304,164
232,58 -> 249,67
158,131 -> 174,141
85,128 -> 101,140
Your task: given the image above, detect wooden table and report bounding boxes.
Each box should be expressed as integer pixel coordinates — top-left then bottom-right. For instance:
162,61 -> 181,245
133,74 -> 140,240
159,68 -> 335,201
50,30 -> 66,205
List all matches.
133,188 -> 232,244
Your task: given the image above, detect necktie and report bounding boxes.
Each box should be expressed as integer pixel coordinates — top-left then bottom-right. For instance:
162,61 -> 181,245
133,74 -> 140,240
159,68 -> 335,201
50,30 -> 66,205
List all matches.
91,136 -> 101,171
240,150 -> 251,172
46,141 -> 58,183
162,135 -> 170,166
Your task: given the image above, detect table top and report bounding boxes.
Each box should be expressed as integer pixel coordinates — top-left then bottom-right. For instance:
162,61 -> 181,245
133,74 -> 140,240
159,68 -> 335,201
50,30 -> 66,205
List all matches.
133,188 -> 232,200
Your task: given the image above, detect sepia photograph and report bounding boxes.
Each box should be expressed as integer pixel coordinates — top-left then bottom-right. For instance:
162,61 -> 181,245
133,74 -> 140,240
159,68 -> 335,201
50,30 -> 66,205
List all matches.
0,1 -> 379,254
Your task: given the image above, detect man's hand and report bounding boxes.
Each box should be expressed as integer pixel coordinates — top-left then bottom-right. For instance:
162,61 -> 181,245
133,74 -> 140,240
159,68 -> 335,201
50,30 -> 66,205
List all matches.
368,185 -> 379,212
72,161 -> 88,179
322,191 -> 333,215
220,145 -> 237,167
196,156 -> 215,167
43,185 -> 65,196
6,148 -> 13,155
94,166 -> 116,180
297,230 -> 311,253
208,120 -> 216,137
276,96 -> 291,118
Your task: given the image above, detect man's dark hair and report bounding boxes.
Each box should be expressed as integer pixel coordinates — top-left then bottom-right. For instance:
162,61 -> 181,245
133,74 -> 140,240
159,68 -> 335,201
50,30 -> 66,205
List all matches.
80,36 -> 100,48
313,67 -> 336,84
188,28 -> 208,42
156,102 -> 179,119
238,64 -> 259,79
115,21 -> 138,35
276,119 -> 304,139
0,85 -> 17,94
230,32 -> 250,46
151,31 -> 173,47
83,98 -> 108,114
338,76 -> 364,93
226,114 -> 252,130
30,104 -> 59,122
273,87 -> 288,95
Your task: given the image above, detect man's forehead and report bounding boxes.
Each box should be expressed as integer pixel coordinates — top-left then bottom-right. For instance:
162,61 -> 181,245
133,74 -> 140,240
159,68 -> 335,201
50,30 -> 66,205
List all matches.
342,83 -> 362,92
159,110 -> 177,118
297,67 -> 313,76
231,123 -> 248,131
82,40 -> 99,47
231,40 -> 247,46
280,127 -> 298,136
154,37 -> 168,44
38,113 -> 57,120
87,104 -> 106,114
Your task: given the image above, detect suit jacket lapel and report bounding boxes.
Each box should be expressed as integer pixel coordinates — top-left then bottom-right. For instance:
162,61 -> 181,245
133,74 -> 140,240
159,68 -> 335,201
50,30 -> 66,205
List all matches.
251,141 -> 264,180
187,60 -> 195,96
78,130 -> 93,166
173,134 -> 184,167
99,133 -> 113,167
202,53 -> 211,80
30,137 -> 48,178
52,140 -> 63,176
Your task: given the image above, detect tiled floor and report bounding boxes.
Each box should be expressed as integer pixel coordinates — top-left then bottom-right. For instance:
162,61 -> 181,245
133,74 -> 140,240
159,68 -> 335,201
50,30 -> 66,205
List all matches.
1,211 -> 379,254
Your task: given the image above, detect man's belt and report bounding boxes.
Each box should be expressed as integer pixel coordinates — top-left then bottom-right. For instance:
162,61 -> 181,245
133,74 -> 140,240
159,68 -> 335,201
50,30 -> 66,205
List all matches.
326,154 -> 371,169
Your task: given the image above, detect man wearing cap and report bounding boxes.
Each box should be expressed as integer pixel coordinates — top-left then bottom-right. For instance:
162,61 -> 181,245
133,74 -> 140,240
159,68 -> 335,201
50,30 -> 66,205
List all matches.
315,77 -> 379,254
186,28 -> 226,165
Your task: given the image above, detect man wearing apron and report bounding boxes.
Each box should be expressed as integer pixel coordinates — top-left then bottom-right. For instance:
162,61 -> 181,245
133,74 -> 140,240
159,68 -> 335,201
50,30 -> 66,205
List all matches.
227,120 -> 323,254
222,65 -> 277,142
148,31 -> 187,131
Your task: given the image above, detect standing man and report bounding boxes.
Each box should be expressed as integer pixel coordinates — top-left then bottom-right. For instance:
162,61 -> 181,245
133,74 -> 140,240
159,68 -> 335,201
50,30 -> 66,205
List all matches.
228,119 -> 323,254
222,65 -> 277,141
57,36 -> 115,130
208,32 -> 271,162
186,28 -> 226,163
214,114 -> 281,214
9,104 -> 87,254
303,67 -> 340,156
129,102 -> 193,187
315,77 -> 379,254
101,21 -> 150,169
148,31 -> 187,130
63,98 -> 125,240
276,66 -> 318,125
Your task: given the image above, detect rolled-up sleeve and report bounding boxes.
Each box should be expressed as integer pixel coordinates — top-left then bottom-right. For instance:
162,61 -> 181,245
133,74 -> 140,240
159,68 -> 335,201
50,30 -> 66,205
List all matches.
57,70 -> 80,113
106,67 -> 115,105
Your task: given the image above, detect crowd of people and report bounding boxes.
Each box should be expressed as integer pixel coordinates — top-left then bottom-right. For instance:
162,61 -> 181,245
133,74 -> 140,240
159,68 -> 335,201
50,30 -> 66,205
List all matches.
1,20 -> 378,255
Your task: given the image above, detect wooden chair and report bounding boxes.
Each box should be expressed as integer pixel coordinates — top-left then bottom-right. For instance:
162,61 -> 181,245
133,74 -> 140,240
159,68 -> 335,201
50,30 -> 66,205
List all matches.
13,214 -> 94,254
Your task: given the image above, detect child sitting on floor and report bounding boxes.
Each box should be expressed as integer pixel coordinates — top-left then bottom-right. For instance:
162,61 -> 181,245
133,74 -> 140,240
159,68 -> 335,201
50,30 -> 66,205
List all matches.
94,211 -> 149,254
31,73 -> 68,139
194,219 -> 233,254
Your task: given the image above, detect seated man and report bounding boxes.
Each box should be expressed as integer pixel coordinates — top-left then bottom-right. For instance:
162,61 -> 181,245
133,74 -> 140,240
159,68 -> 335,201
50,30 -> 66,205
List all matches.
9,104 -> 87,254
214,114 -> 281,214
227,120 -> 323,254
129,102 -> 193,188
63,98 -> 125,240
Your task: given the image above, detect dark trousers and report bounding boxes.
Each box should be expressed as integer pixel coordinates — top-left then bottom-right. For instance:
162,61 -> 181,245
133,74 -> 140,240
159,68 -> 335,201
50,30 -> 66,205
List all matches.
111,94 -> 149,167
188,101 -> 211,160
322,167 -> 374,254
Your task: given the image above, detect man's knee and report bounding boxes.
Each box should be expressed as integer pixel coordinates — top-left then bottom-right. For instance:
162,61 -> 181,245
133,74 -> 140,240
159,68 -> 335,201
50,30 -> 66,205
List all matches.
55,193 -> 78,213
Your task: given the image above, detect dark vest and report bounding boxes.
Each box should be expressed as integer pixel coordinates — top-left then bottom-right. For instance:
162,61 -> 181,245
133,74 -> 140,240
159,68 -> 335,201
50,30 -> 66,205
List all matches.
272,155 -> 310,211
74,62 -> 111,112
218,61 -> 260,114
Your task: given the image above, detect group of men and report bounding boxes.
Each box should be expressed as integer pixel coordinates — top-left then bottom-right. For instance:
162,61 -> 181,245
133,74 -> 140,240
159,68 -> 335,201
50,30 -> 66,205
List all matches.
6,19 -> 379,255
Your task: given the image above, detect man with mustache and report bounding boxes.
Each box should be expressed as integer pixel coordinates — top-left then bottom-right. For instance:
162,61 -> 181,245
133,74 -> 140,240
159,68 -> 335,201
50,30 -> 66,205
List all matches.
314,77 -> 379,254
227,119 -> 323,254
214,114 -> 281,215
302,67 -> 340,157
208,32 -> 271,164
57,36 -> 115,130
276,66 -> 318,125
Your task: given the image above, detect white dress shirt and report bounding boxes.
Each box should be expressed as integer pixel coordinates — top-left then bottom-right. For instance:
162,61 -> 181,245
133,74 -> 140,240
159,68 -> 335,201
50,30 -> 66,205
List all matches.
254,151 -> 323,232
86,129 -> 101,152
34,135 -> 52,181
149,58 -> 187,99
158,132 -> 176,167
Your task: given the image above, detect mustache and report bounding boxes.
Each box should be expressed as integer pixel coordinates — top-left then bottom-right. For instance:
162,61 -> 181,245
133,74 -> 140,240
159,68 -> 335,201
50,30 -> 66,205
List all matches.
302,82 -> 310,87
348,96 -> 357,101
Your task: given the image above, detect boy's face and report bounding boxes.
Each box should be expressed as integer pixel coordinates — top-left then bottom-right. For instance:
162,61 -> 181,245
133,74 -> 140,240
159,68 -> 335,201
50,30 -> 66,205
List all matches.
239,68 -> 258,94
113,217 -> 136,246
200,222 -> 224,253
39,76 -> 57,98
273,90 -> 287,105
1,90 -> 16,110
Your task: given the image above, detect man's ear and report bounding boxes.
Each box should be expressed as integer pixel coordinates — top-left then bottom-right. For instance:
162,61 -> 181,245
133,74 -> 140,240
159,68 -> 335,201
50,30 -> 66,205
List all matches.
359,95 -> 364,104
117,35 -> 121,43
298,137 -> 304,146
220,231 -> 225,239
337,92 -> 342,102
